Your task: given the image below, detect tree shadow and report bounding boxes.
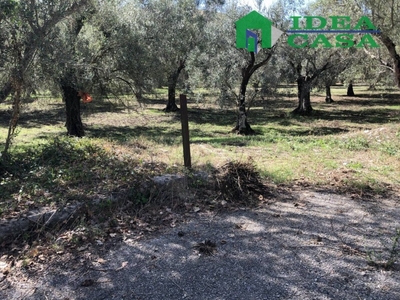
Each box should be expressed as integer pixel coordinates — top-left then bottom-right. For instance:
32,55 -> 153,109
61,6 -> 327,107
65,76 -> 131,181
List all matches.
13,189 -> 400,300
311,108 -> 400,124
0,105 -> 65,131
188,108 -> 237,127
0,100 -> 128,129
346,92 -> 400,100
86,125 -> 182,145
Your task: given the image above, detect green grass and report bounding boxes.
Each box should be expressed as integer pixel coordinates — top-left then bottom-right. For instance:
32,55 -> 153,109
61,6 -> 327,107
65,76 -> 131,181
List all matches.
1,85 -> 400,219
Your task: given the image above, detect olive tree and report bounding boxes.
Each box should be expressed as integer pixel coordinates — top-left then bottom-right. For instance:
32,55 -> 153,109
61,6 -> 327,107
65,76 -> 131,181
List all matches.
312,0 -> 400,89
197,2 -> 282,134
0,0 -> 91,103
1,0 -> 91,156
136,0 -> 207,112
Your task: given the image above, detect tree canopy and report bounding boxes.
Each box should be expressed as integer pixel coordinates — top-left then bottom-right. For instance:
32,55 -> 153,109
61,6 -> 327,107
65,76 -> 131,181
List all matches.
1,0 -> 399,146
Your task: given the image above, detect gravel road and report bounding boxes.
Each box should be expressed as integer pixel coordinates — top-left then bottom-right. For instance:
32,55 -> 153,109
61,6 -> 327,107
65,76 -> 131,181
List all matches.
1,191 -> 400,300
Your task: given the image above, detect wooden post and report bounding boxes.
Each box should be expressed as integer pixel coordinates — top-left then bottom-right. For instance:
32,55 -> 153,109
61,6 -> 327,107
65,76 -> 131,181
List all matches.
180,94 -> 191,168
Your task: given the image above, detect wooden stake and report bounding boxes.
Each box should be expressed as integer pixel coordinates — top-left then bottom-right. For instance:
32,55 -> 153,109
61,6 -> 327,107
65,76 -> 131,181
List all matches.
180,94 -> 191,168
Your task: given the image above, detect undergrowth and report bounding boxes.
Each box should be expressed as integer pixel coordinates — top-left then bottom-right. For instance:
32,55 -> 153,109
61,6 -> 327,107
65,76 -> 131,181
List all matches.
0,136 -> 158,219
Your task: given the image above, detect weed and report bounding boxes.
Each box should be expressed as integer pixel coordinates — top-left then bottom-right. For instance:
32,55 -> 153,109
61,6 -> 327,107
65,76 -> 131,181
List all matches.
128,189 -> 150,206
98,199 -> 113,210
380,142 -> 399,156
342,136 -> 370,151
347,162 -> 363,169
366,228 -> 400,270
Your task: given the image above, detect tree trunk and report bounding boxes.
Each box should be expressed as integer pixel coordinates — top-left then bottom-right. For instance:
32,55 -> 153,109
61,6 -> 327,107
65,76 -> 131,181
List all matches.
368,71 -> 384,91
379,34 -> 400,89
325,85 -> 334,103
2,74 -> 22,159
61,82 -> 84,137
232,52 -> 262,135
231,50 -> 274,134
293,76 -> 313,115
165,80 -> 179,112
347,81 -> 355,96
165,61 -> 185,112
289,61 -> 331,115
233,76 -> 255,135
59,16 -> 86,137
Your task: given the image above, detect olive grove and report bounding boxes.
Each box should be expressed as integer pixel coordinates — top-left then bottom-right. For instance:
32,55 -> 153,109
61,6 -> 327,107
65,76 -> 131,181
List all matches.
1,0 -> 399,152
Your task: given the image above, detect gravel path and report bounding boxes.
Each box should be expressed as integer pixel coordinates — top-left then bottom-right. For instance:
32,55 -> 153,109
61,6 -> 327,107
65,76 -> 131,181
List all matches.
1,191 -> 400,299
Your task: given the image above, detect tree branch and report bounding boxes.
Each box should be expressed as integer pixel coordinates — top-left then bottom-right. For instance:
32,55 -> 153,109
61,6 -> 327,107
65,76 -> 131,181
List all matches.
363,47 -> 394,72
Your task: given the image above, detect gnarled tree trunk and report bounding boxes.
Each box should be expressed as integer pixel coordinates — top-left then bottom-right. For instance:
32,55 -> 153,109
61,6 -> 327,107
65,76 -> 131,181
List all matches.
347,81 -> 355,96
379,34 -> 400,89
325,85 -> 333,103
290,57 -> 332,115
61,79 -> 84,137
293,76 -> 313,115
232,51 -> 274,135
165,60 -> 185,112
235,75 -> 254,135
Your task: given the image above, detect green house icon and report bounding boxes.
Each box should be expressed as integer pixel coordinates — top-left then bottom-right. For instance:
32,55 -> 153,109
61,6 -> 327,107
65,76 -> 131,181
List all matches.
235,11 -> 283,51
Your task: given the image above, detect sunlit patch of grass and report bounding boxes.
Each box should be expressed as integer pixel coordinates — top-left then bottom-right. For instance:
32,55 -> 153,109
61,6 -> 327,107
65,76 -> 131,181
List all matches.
347,161 -> 364,169
322,160 -> 339,170
260,165 -> 295,184
341,176 -> 389,195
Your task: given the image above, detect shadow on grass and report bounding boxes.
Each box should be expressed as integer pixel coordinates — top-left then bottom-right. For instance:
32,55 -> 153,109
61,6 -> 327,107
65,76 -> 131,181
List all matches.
191,125 -> 350,146
0,108 -> 64,128
310,108 -> 400,124
342,92 -> 400,102
0,101 -> 127,129
271,125 -> 349,136
188,108 -> 236,127
86,125 -> 182,145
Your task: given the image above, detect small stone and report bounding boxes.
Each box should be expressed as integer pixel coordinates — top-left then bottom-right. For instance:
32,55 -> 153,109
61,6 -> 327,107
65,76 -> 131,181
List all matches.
38,255 -> 46,261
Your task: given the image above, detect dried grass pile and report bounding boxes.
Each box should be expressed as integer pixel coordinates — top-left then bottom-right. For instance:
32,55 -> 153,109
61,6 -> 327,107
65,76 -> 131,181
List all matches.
216,160 -> 265,205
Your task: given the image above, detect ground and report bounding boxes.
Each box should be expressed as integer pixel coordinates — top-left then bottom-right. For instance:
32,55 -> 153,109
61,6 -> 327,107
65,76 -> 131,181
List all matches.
0,85 -> 400,298
1,189 -> 399,299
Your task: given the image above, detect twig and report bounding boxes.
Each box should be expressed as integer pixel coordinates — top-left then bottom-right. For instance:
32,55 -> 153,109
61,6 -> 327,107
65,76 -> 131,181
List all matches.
170,278 -> 188,298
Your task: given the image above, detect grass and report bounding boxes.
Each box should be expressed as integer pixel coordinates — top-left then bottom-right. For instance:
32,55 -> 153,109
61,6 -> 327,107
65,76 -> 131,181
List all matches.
1,85 -> 400,221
